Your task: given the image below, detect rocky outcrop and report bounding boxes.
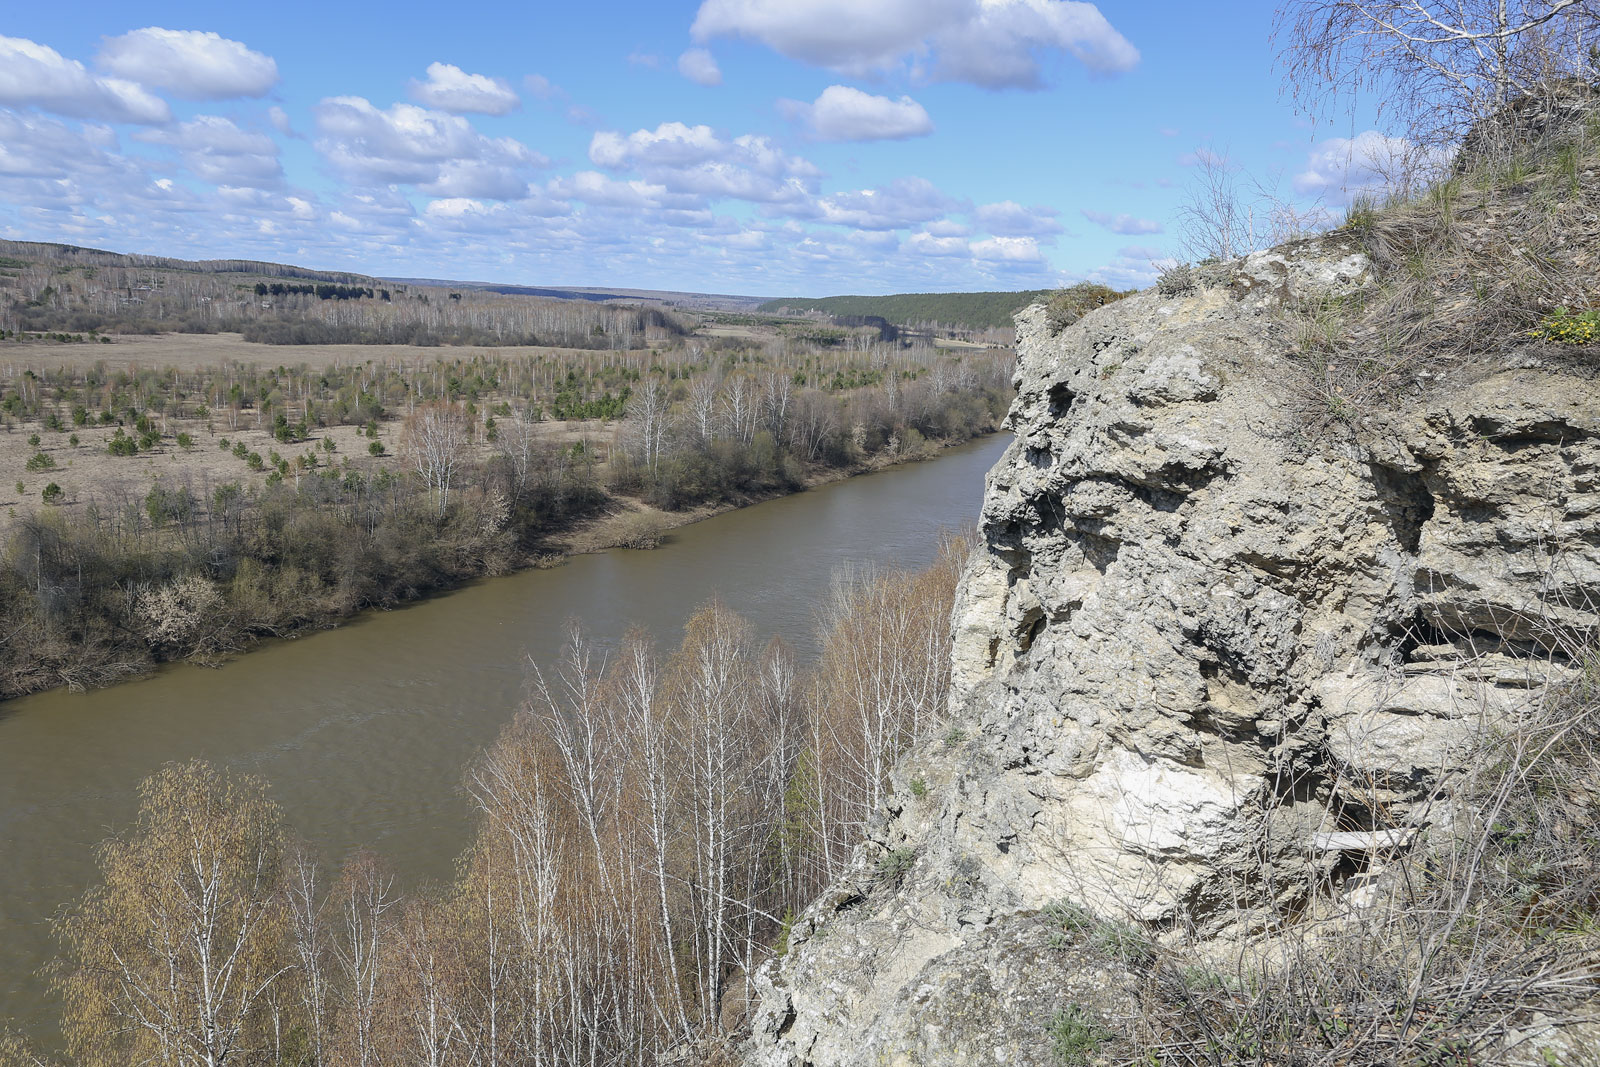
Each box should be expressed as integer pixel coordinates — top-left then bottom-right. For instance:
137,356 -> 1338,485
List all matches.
744,242 -> 1600,1067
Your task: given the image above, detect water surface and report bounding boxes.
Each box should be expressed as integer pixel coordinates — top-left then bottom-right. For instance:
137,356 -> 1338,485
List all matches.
0,433 -> 1008,1037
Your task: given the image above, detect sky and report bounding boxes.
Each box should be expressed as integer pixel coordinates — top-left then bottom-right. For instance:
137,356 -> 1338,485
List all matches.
0,1 -> 1395,297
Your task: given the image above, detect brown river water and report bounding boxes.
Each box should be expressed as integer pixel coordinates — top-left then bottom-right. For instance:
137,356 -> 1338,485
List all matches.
0,432 -> 1009,1041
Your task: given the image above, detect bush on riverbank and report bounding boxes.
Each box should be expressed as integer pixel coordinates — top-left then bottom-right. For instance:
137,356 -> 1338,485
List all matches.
0,357 -> 1009,703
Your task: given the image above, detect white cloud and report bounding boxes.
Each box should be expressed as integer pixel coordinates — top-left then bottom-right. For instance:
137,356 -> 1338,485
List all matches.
589,121 -> 819,204
313,97 -> 546,197
906,231 -> 969,256
936,0 -> 1140,88
971,235 -> 1042,262
802,176 -> 960,230
1081,209 -> 1162,234
136,115 -> 283,188
974,200 -> 1061,236
1293,130 -> 1446,205
0,111 -> 134,179
0,36 -> 170,124
551,171 -> 676,210
408,62 -> 520,116
691,0 -> 1137,88
523,74 -> 564,101
268,106 -> 297,137
677,48 -> 723,86
788,85 -> 932,142
96,28 -> 278,100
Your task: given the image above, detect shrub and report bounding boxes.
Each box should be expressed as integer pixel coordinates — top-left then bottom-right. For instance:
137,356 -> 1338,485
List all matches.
176,432 -> 194,450
1156,261 -> 1196,296
1048,1005 -> 1110,1066
368,441 -> 385,456
875,847 -> 917,888
41,482 -> 62,504
1046,283 -> 1131,334
25,451 -> 55,472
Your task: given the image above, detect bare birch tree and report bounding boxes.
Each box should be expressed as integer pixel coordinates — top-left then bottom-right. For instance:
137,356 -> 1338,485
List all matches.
403,401 -> 472,518
1276,0 -> 1600,148
55,761 -> 293,1067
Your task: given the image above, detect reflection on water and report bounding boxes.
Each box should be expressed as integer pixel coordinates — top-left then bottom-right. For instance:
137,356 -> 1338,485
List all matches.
0,433 -> 1009,1038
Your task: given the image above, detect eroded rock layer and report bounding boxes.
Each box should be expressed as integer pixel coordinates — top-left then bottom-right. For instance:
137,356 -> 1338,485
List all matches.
744,247 -> 1600,1067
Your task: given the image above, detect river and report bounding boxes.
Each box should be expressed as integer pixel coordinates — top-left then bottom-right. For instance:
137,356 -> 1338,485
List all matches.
0,432 -> 1009,1040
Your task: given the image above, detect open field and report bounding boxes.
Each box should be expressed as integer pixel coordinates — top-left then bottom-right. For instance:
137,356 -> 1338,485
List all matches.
0,332 -> 606,375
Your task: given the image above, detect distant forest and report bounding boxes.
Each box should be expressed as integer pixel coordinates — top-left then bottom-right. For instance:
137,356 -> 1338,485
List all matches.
0,240 -> 689,350
758,290 -> 1055,331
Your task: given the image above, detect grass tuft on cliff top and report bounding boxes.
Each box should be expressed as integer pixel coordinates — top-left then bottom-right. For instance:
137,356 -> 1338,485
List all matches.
1284,86 -> 1600,425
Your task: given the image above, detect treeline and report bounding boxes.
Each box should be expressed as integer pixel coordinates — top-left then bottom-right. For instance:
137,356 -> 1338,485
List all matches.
0,439 -> 606,698
0,239 -> 378,284
254,282 -> 386,301
10,537 -> 969,1066
0,242 -> 691,350
759,289 -> 1055,330
0,346 -> 1010,701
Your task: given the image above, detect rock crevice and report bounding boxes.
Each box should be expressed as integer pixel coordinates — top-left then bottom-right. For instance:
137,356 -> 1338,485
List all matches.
743,251 -> 1600,1067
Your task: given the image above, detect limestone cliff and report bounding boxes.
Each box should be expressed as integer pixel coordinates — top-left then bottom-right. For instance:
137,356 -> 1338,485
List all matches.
743,240 -> 1600,1067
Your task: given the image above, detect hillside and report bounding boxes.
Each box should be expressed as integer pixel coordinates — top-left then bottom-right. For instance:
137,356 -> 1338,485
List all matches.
758,290 -> 1055,331
0,239 -> 689,348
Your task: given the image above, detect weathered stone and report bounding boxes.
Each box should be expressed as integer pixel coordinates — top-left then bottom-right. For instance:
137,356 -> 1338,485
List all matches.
743,251 -> 1600,1067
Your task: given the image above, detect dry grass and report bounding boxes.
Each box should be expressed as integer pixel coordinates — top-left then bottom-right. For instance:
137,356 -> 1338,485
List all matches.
1283,106 -> 1600,430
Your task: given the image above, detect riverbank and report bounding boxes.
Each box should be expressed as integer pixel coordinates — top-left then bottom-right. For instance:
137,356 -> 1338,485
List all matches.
557,433 -> 972,554
0,432 -> 1011,1044
0,427 -> 1001,706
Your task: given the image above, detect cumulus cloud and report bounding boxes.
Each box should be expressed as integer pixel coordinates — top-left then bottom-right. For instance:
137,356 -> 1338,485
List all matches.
1081,208 -> 1162,234
314,96 -> 546,197
677,48 -> 723,86
96,28 -> 278,100
1293,130 -> 1447,204
691,0 -> 1137,88
0,111 -> 133,180
906,231 -> 969,256
801,176 -> 960,230
136,115 -> 283,188
589,121 -> 819,203
408,62 -> 520,116
971,235 -> 1042,262
551,171 -> 678,210
0,36 -> 170,124
786,85 -> 932,141
974,199 -> 1061,236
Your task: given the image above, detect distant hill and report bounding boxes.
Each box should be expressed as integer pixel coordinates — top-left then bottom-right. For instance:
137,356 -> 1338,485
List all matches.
0,238 -> 378,285
757,290 -> 1054,331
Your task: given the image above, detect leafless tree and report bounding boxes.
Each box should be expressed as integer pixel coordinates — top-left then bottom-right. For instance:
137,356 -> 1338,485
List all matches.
624,376 -> 672,475
1275,0 -> 1600,149
402,401 -> 472,518
686,374 -> 721,444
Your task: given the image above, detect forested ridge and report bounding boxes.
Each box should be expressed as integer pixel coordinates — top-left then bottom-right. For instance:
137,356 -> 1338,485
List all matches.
757,290 -> 1054,330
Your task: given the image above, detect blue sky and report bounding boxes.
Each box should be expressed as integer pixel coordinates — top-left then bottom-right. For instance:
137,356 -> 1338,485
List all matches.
0,1 -> 1391,296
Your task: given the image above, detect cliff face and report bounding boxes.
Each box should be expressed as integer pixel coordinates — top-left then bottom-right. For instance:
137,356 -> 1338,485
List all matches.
744,241 -> 1600,1067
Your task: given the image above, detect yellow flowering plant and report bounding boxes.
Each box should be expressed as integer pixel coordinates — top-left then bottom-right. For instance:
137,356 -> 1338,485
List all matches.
1529,307 -> 1600,344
